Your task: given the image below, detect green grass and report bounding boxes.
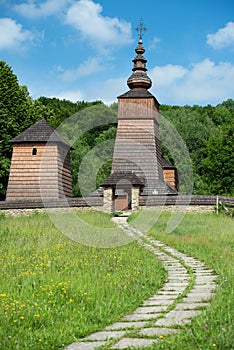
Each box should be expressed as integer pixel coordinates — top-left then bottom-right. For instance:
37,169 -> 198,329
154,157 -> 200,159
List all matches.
0,210 -> 165,350
129,211 -> 234,349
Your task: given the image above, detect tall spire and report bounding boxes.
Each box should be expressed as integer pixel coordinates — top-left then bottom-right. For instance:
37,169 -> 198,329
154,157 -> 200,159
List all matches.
127,19 -> 152,90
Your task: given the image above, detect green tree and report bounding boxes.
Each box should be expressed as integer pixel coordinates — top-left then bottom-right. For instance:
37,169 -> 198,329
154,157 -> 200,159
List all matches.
67,105 -> 117,197
0,62 -> 54,199
202,124 -> 234,196
37,97 -> 103,128
0,62 -> 39,198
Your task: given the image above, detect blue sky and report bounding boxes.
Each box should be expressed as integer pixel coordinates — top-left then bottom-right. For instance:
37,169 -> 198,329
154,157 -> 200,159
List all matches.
0,0 -> 234,105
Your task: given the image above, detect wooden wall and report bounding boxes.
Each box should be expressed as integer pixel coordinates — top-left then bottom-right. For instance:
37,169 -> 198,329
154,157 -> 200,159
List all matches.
118,97 -> 159,122
6,143 -> 72,200
57,146 -> 73,198
115,96 -> 180,193
163,169 -> 178,191
112,117 -> 164,182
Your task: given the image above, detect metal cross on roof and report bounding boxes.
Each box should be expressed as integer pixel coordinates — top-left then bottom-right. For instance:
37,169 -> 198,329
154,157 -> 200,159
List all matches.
136,18 -> 147,39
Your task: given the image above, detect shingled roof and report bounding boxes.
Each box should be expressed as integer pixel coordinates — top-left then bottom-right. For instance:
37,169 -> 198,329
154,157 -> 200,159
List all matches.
101,171 -> 145,187
119,88 -> 159,102
10,118 -> 72,148
161,157 -> 177,169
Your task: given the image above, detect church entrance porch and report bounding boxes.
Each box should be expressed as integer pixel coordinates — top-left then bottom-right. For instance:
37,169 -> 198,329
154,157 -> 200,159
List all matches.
101,171 -> 144,214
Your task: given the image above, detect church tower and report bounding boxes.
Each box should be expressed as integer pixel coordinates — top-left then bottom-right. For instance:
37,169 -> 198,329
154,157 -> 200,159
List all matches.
102,20 -> 178,211
6,118 -> 73,201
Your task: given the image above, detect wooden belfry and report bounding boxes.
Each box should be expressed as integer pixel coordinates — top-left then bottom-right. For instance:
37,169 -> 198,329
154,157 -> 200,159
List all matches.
6,118 -> 73,201
102,20 -> 178,211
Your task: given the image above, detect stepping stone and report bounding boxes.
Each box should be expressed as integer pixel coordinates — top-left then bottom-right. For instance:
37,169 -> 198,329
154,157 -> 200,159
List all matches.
111,337 -> 157,349
169,278 -> 189,283
191,286 -> 216,293
143,299 -> 174,306
165,266 -> 183,269
188,263 -> 205,267
182,297 -> 209,303
135,305 -> 166,313
148,294 -> 175,300
156,317 -> 192,326
85,330 -> 125,341
155,310 -> 202,326
196,276 -> 217,283
167,309 -> 202,318
165,282 -> 189,287
195,270 -> 214,275
161,286 -> 187,292
183,292 -> 214,302
167,269 -> 187,274
65,341 -> 106,350
123,313 -> 161,321
105,321 -> 147,330
158,291 -> 182,295
139,327 -> 179,337
174,302 -> 209,310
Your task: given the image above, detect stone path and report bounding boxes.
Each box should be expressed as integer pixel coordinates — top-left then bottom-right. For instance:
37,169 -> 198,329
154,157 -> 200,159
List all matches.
65,217 -> 218,350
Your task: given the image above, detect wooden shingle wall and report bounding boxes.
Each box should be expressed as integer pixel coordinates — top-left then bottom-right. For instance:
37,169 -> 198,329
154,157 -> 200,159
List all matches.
163,169 -> 178,191
112,96 -> 164,185
57,146 -> 73,198
6,143 -> 72,200
118,98 -> 159,121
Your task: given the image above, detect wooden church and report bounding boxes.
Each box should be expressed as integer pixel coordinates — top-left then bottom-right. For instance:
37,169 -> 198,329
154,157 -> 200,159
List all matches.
101,22 -> 178,211
6,20 -> 178,210
6,118 -> 73,201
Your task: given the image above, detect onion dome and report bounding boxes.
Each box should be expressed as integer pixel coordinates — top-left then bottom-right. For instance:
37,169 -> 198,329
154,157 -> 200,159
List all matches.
127,37 -> 152,90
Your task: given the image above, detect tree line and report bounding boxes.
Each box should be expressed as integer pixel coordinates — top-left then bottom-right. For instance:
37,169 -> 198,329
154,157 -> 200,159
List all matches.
0,60 -> 233,200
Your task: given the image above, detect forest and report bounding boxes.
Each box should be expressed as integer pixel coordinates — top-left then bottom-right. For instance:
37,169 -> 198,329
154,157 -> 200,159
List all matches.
0,60 -> 233,200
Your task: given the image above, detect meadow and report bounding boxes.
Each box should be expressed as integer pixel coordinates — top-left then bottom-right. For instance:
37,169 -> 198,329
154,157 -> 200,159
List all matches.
0,209 -> 233,349
129,211 -> 234,349
0,210 -> 165,350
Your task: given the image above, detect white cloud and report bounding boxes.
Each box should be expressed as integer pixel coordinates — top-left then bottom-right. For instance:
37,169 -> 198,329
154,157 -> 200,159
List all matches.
148,36 -> 160,51
176,59 -> 234,103
207,22 -> 234,49
92,76 -> 127,104
62,57 -> 104,82
52,89 -> 84,102
74,76 -> 126,104
150,59 -> 234,105
0,18 -> 33,49
14,0 -> 70,18
45,58 -> 234,106
65,0 -> 133,48
55,58 -> 234,106
150,64 -> 187,87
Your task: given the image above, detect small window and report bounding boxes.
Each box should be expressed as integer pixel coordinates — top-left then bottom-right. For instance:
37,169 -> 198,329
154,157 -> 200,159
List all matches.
32,147 -> 37,156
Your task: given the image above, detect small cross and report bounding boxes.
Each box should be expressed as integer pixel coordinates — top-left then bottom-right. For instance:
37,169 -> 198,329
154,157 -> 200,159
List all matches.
136,18 -> 147,39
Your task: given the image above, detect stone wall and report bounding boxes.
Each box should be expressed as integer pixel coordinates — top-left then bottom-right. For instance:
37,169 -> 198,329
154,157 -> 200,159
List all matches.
0,204 -> 219,217
103,188 -> 114,213
142,205 -> 215,213
0,195 -> 233,213
132,187 -> 140,210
